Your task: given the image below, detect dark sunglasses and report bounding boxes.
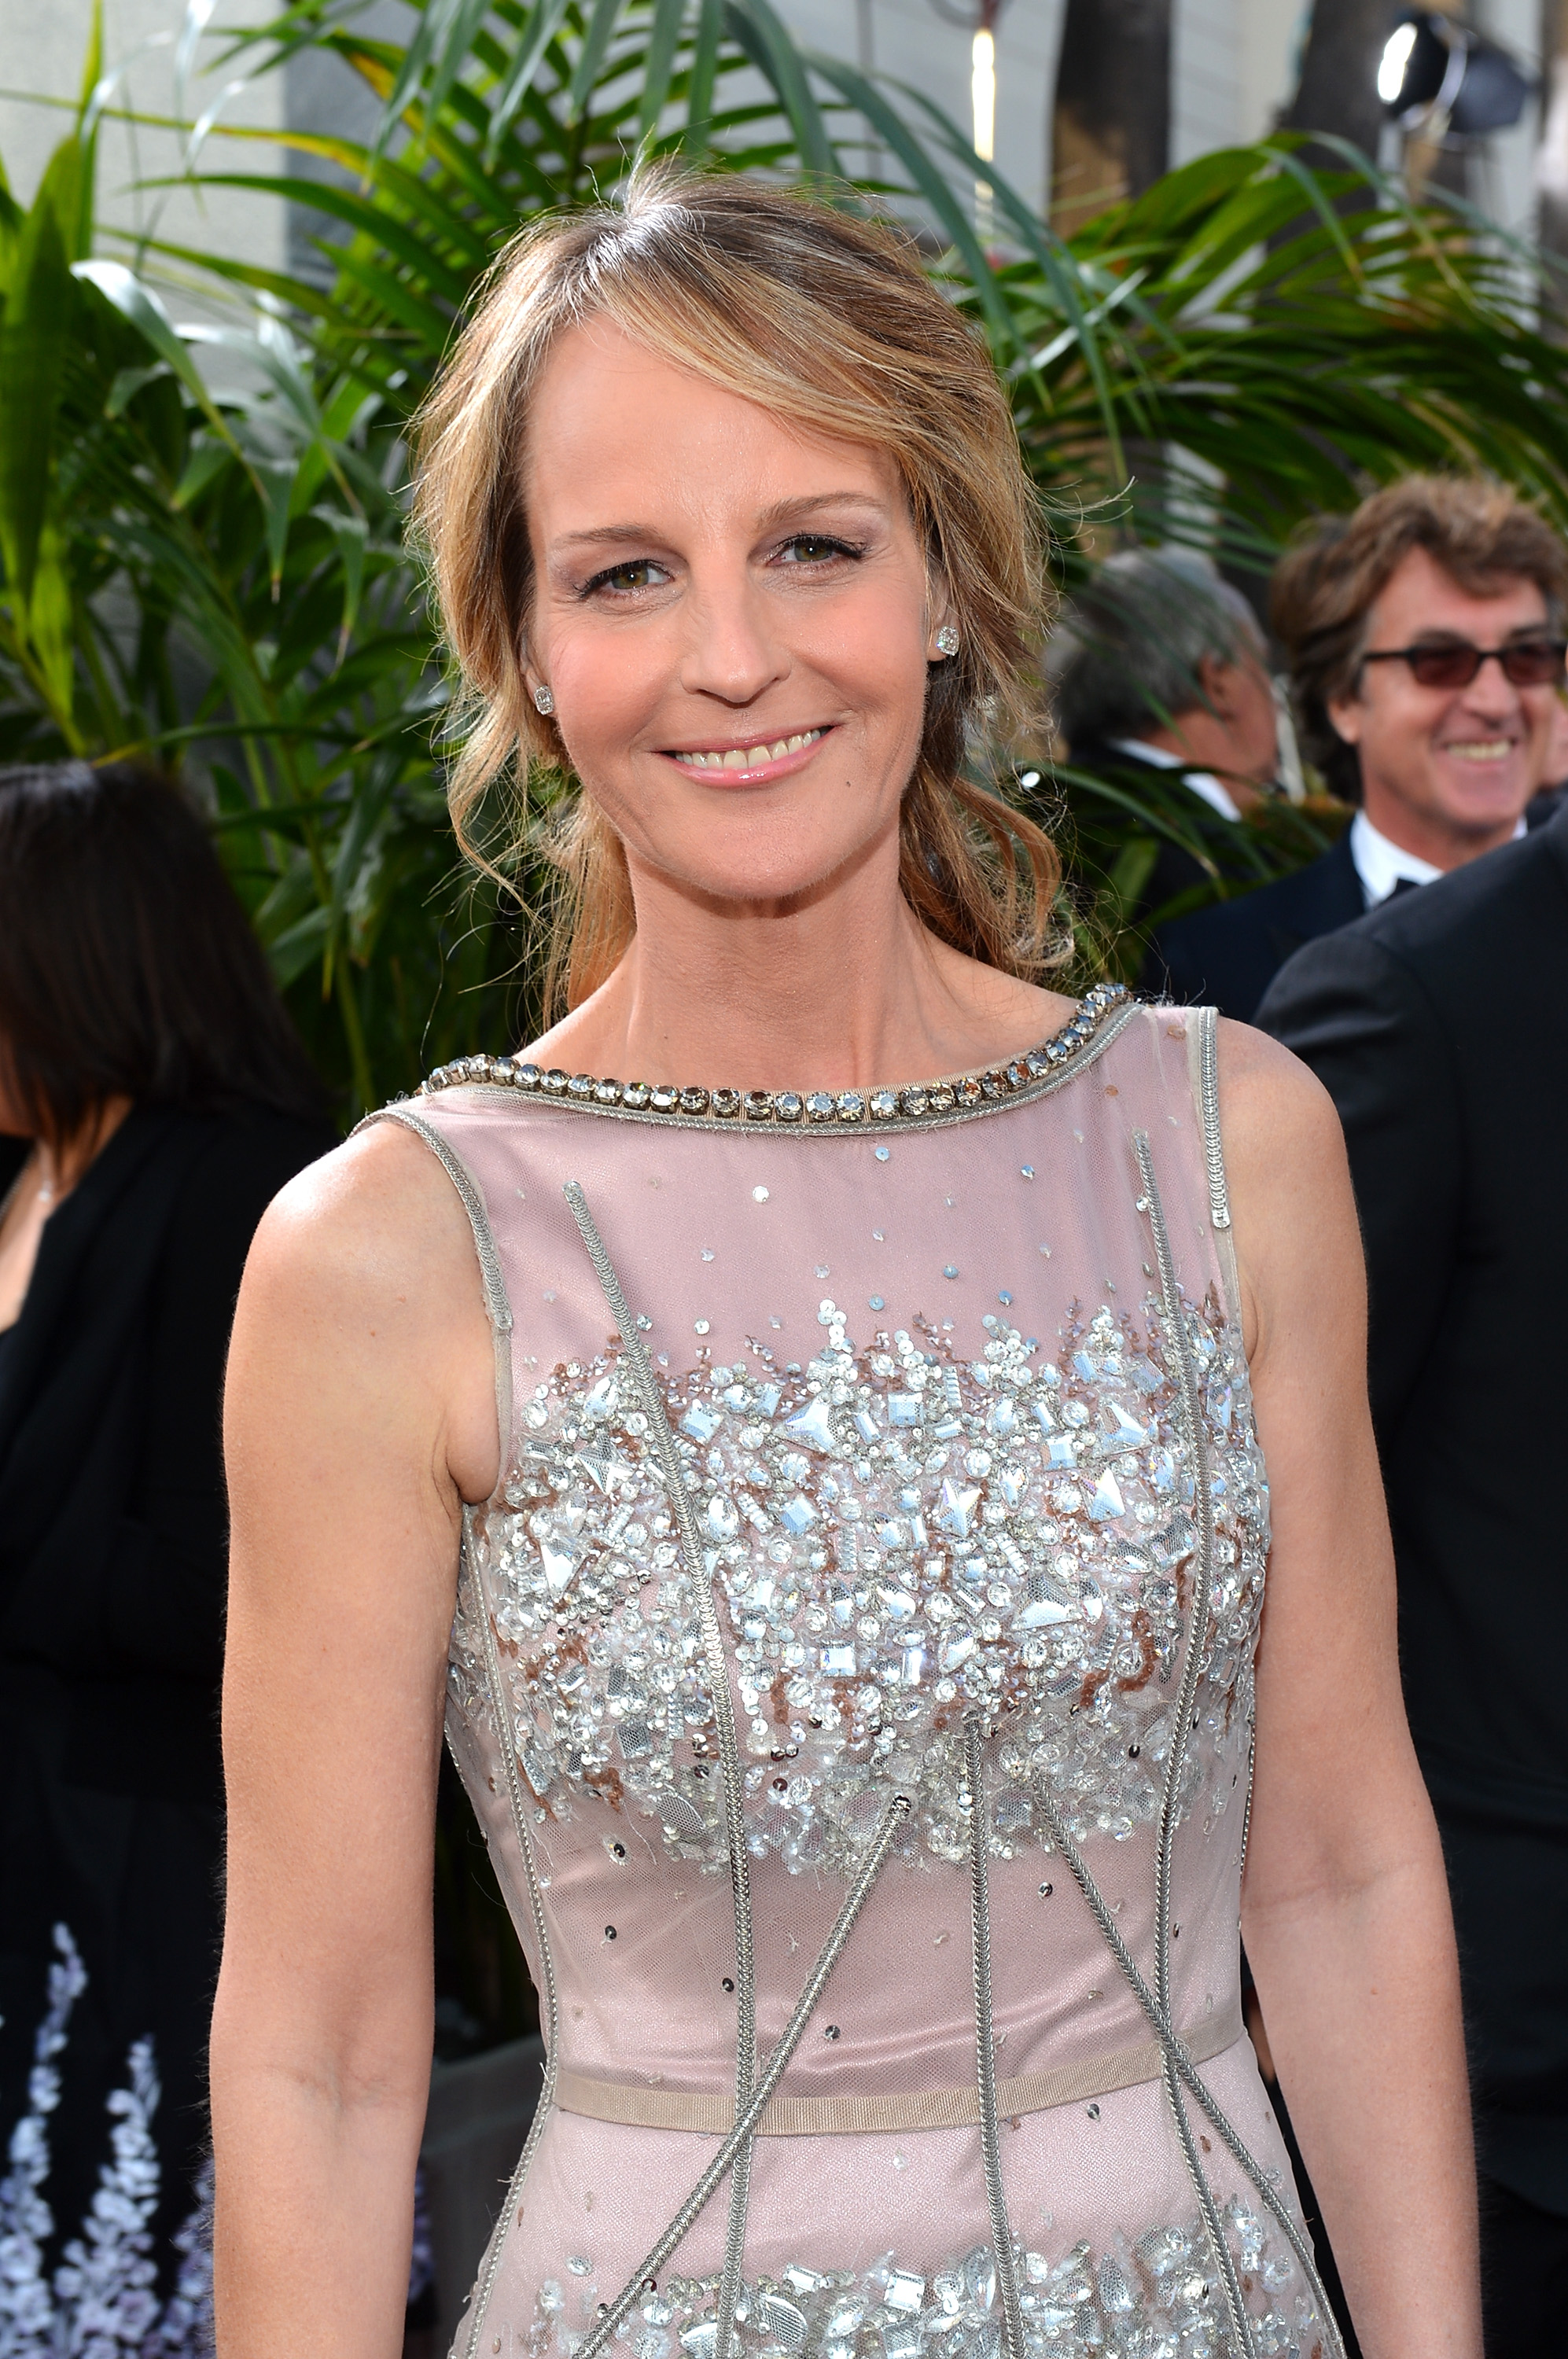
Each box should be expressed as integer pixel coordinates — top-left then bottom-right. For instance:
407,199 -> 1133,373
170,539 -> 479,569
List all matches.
1360,636 -> 1567,690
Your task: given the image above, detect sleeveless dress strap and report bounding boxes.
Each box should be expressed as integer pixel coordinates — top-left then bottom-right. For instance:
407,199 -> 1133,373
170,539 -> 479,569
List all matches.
1188,1007 -> 1242,1330
1194,1005 -> 1230,1231
355,1102 -> 516,1461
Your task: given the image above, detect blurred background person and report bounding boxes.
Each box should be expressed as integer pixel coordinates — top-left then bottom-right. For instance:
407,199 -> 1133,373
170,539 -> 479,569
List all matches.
0,762 -> 333,2326
1256,773 -> 1568,2358
1154,475 -> 1568,1018
1049,546 -> 1282,930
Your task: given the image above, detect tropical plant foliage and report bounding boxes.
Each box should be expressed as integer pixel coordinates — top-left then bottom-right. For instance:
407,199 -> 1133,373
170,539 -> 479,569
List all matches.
7,0 -> 1568,1108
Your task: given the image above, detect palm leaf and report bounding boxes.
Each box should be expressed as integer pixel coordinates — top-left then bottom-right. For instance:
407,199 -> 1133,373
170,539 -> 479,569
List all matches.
18,0 -> 1568,1111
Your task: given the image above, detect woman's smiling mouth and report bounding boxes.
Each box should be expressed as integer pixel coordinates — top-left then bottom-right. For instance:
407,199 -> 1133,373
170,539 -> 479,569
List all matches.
664,727 -> 828,782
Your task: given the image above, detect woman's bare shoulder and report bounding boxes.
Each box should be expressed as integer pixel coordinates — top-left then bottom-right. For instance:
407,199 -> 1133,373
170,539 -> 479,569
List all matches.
1214,1014 -> 1345,1168
238,1117 -> 487,1359
230,1117 -> 499,1502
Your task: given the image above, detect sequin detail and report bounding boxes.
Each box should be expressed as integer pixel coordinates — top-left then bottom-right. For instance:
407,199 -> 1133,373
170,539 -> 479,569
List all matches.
451,1293 -> 1265,1880
518,2208 -> 1318,2359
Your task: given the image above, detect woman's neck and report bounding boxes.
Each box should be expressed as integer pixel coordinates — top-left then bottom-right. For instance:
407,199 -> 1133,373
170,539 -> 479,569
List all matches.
0,1098 -> 134,1330
528,853 -> 1071,1094
21,1098 -> 134,1206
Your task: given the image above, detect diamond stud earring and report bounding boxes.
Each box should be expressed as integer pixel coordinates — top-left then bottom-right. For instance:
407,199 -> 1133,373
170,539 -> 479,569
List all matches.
934,624 -> 960,657
532,683 -> 555,716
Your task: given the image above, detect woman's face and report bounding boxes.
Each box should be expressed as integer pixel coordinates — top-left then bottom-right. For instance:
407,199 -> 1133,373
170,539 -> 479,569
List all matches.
523,322 -> 948,912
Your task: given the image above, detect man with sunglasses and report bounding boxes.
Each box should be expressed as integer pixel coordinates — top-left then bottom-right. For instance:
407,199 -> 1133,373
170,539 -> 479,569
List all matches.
1254,477 -> 1568,2359
1152,477 -> 1566,1019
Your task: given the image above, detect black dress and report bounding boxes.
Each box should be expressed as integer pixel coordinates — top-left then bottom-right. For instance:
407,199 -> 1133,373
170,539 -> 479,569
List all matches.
0,1103 -> 332,2340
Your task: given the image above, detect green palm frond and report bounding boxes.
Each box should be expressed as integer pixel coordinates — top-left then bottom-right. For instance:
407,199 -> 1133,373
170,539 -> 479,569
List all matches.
8,0 -> 1568,1115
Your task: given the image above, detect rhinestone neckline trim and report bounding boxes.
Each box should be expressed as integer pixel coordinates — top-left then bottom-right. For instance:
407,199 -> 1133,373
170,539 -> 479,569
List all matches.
418,982 -> 1132,1131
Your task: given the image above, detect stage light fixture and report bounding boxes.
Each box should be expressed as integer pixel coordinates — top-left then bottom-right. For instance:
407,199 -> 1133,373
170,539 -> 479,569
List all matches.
1376,11 -> 1533,138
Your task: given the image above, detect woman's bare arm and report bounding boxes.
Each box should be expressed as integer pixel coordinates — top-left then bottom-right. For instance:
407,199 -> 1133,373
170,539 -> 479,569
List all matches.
212,1124 -> 499,2357
1224,1022 -> 1479,2359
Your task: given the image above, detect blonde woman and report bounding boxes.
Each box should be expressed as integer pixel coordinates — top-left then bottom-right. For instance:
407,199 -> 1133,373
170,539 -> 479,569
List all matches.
212,175 -> 1480,2359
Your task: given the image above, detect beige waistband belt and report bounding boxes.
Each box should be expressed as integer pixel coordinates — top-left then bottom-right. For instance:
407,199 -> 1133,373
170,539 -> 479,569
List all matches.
552,2002 -> 1244,2137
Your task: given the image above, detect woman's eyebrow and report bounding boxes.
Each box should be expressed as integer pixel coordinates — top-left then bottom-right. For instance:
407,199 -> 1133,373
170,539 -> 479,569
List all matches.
551,522 -> 671,552
752,491 -> 889,527
550,491 -> 890,554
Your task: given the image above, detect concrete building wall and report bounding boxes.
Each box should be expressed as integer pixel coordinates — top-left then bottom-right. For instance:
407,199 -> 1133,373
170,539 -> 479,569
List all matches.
1474,0 -> 1544,235
1171,0 -> 1309,169
778,0 -> 1064,219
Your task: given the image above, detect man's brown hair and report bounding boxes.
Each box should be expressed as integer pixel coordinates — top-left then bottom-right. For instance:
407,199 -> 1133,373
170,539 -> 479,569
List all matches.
1271,474 -> 1568,800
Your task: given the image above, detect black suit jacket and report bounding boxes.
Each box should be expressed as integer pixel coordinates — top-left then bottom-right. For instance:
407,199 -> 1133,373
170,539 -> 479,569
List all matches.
1257,805 -> 1568,2211
1150,830 -> 1364,1021
1061,738 -> 1257,930
1154,789 -> 1568,1021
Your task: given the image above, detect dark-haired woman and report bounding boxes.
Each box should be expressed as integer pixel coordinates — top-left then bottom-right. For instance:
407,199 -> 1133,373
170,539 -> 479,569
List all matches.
0,761 -> 334,2343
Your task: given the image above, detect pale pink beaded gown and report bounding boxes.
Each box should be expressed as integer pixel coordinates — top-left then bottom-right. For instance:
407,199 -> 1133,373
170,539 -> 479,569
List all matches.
367,989 -> 1339,2359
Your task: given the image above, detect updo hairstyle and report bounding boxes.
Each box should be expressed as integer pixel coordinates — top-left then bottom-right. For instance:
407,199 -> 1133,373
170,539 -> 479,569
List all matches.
413,165 -> 1062,1017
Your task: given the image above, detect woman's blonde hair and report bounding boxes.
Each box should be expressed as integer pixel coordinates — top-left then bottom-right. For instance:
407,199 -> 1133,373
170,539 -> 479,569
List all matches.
413,164 -> 1063,1016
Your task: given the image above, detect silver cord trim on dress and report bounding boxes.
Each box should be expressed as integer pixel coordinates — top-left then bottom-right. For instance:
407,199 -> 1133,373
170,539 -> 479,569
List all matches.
1195,1007 -> 1231,1231
1028,1772 -> 1345,2359
1189,1010 -> 1255,1886
462,1516 -> 562,2359
563,1180 -> 760,2359
359,1107 -> 513,1333
1160,1046 -> 1321,2342
964,1714 -> 1025,2359
1136,1132 -> 1255,2359
356,1105 -> 516,1481
571,1793 -> 911,2359
1139,1134 -> 1214,2046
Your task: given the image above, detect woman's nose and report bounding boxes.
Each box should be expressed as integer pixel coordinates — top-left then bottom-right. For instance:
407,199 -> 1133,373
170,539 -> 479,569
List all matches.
678,578 -> 787,708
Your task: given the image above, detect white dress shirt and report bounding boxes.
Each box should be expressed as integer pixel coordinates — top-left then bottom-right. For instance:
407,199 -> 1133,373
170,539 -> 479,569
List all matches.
1106,737 -> 1242,823
1349,808 -> 1527,907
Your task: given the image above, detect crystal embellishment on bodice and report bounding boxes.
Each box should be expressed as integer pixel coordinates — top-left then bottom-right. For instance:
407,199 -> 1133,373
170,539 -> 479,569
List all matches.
453,1286 -> 1266,1880
418,984 -> 1132,1132
519,2199 -> 1315,2359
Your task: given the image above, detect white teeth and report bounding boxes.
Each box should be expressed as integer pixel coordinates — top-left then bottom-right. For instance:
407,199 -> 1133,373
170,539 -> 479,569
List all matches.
671,728 -> 822,770
1445,741 -> 1512,761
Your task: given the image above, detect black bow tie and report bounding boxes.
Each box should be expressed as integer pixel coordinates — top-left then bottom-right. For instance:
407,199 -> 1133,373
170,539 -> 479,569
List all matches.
1388,876 -> 1423,899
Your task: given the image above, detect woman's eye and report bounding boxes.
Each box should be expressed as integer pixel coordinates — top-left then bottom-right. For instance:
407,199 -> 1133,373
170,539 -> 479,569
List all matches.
777,534 -> 856,567
585,558 -> 670,596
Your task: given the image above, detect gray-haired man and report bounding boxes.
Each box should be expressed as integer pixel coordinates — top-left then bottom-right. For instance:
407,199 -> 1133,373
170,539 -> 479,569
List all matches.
1048,547 -> 1282,936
